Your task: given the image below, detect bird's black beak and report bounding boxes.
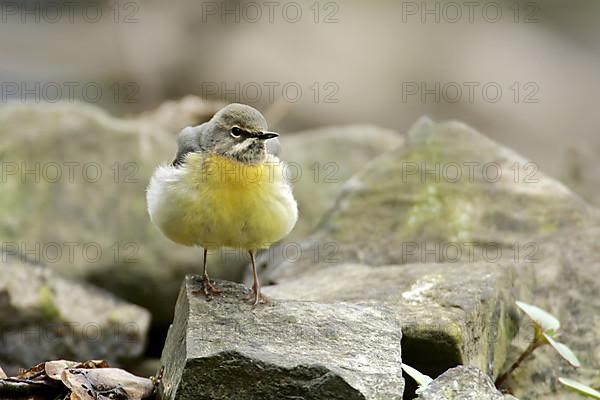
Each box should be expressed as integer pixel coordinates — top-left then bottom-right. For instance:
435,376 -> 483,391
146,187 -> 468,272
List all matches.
257,131 -> 279,140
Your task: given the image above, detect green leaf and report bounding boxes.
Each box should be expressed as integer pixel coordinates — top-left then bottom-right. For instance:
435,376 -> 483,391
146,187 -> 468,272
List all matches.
543,333 -> 581,368
401,363 -> 433,392
516,301 -> 560,334
559,377 -> 600,399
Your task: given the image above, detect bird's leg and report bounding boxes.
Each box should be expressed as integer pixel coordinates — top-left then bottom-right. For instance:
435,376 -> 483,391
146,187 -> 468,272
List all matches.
192,248 -> 222,299
244,250 -> 268,306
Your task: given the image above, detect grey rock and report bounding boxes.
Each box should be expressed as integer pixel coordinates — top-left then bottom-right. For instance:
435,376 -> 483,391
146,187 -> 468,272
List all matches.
159,277 -> 403,400
502,225 -> 600,399
256,117 -> 600,398
279,124 -> 404,240
263,117 -> 595,283
417,366 -> 503,400
560,146 -> 600,208
0,254 -> 150,375
264,261 -> 530,381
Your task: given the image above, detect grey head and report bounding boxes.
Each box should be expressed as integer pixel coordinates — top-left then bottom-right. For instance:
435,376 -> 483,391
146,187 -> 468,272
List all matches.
172,103 -> 279,166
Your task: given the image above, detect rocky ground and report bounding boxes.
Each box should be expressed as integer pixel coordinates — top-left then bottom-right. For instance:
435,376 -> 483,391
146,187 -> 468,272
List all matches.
1,99 -> 599,399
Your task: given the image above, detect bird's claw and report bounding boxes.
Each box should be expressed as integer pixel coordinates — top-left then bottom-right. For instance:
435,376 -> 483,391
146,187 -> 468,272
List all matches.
192,275 -> 222,300
244,288 -> 269,307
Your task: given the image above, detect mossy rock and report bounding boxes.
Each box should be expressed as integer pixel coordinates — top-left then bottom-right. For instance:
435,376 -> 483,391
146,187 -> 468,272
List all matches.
263,117 -> 596,282
0,254 -> 150,374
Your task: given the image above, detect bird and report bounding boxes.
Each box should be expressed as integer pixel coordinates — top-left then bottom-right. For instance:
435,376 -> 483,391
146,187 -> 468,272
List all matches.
146,103 -> 298,305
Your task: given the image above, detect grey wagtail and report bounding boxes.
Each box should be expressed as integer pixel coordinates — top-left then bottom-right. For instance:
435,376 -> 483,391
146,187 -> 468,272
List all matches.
147,103 -> 298,305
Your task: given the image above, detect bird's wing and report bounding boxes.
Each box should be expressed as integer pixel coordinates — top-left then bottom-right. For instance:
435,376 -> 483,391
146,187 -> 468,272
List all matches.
171,124 -> 206,167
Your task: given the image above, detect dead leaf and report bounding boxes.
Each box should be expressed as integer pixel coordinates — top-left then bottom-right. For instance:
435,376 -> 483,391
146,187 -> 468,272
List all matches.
61,368 -> 154,400
75,360 -> 110,369
45,359 -> 110,381
45,360 -> 79,380
18,362 -> 46,379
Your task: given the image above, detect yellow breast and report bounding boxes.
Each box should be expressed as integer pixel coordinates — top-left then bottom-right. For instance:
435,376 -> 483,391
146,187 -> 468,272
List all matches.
154,153 -> 297,250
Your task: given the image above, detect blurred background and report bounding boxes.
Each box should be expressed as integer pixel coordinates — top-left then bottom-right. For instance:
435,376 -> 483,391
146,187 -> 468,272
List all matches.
1,0 -> 599,184
1,0 -> 599,377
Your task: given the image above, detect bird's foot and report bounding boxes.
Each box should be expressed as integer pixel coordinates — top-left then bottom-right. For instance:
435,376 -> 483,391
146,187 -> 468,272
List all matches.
192,275 -> 222,300
244,288 -> 269,307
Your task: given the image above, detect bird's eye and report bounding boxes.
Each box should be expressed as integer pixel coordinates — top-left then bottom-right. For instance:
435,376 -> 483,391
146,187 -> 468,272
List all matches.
230,127 -> 242,138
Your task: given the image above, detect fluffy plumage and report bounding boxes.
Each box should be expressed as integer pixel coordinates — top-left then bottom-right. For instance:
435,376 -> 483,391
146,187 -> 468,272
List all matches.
147,152 -> 297,250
